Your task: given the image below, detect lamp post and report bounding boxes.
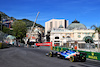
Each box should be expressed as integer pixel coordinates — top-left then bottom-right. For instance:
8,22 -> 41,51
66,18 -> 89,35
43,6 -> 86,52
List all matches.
95,30 -> 100,52
98,32 -> 99,52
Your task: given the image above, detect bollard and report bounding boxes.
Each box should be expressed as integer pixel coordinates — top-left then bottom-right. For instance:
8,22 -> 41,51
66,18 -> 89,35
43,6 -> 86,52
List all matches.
50,46 -> 53,50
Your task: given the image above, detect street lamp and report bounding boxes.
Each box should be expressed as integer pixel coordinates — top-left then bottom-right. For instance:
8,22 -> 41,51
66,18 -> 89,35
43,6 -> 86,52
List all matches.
97,31 -> 99,52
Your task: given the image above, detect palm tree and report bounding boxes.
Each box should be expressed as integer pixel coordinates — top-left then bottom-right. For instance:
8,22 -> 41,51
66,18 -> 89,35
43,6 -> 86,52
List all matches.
91,25 -> 100,34
91,25 -> 100,51
91,25 -> 100,40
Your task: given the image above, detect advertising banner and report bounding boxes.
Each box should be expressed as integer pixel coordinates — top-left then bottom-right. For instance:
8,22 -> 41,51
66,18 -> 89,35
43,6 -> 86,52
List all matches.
36,42 -> 52,46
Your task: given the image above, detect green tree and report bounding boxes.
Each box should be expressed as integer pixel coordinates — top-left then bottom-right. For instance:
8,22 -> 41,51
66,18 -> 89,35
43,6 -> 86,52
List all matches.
91,25 -> 100,49
13,20 -> 27,42
91,25 -> 100,33
84,36 -> 94,43
91,25 -> 100,39
2,26 -> 10,34
2,26 -> 13,35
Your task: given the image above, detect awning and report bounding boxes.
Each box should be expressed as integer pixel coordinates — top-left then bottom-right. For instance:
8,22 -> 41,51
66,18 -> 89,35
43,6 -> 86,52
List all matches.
7,35 -> 16,39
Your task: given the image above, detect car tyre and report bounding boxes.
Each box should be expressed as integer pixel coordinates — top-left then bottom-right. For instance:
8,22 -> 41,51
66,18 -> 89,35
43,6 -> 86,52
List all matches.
81,56 -> 86,62
49,51 -> 53,57
69,56 -> 75,62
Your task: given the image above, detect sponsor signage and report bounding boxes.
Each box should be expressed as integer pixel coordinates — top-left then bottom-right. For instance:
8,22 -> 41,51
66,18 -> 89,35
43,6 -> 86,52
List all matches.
36,42 -> 52,46
88,52 -> 98,60
53,46 -> 100,60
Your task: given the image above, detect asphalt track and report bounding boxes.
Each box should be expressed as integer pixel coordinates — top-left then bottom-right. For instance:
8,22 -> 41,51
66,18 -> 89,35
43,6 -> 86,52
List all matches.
0,47 -> 100,67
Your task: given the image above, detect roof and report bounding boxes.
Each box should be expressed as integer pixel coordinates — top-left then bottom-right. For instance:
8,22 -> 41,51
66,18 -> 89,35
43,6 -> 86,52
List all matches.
59,25 -> 63,28
68,19 -> 87,30
72,19 -> 80,23
7,35 -> 16,39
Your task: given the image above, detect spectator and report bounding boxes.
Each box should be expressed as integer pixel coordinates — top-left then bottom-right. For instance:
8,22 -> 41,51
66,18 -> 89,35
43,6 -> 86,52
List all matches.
71,45 -> 74,49
74,45 -> 77,50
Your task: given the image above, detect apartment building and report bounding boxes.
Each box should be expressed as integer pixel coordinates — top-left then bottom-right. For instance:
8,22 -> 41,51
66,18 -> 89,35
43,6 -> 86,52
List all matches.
45,19 -> 69,35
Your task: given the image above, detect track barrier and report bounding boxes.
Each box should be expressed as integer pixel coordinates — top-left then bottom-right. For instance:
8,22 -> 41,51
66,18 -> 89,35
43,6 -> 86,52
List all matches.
53,46 -> 100,61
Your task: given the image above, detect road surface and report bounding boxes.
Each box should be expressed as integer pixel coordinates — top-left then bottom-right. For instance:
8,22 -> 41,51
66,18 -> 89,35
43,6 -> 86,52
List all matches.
0,47 -> 100,67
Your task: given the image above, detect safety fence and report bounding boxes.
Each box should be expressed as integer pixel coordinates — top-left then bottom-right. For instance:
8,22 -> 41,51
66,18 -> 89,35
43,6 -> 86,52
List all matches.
53,46 -> 100,61
0,42 -> 9,49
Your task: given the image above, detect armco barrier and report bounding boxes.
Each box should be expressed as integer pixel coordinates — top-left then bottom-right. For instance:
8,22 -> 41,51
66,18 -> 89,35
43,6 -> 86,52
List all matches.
53,46 -> 100,61
0,42 -> 9,49
0,43 -> 2,49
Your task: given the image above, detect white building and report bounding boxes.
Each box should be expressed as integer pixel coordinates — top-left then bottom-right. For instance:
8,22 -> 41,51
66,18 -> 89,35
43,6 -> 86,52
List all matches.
50,19 -> 99,49
26,26 -> 41,43
45,19 -> 69,35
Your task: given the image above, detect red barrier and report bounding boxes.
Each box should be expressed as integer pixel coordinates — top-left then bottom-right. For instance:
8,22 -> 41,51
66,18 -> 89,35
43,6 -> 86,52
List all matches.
36,42 -> 52,46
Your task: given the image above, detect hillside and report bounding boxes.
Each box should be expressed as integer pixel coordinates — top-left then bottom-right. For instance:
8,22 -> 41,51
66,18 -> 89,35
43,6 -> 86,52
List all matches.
20,19 -> 44,28
0,11 -> 44,28
0,11 -> 16,21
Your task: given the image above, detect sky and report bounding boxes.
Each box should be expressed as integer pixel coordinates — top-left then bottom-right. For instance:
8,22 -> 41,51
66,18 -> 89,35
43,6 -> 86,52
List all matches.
0,0 -> 100,28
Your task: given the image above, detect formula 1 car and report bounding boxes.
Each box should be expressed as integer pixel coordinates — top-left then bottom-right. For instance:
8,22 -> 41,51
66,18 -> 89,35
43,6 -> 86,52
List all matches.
46,50 -> 87,62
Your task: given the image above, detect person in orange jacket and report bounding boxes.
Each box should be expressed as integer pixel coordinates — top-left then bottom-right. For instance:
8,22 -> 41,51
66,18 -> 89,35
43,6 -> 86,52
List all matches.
74,45 -> 77,50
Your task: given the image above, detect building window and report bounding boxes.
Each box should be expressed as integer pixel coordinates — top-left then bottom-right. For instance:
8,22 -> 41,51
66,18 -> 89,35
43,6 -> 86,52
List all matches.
78,33 -> 81,34
55,37 -> 59,39
66,36 -> 70,38
50,22 -> 52,29
78,35 -> 81,38
66,33 -> 70,35
59,21 -> 62,25
65,20 -> 66,28
84,33 -> 88,34
92,35 -> 95,38
60,21 -> 62,23
63,36 -> 65,38
55,21 -> 57,28
54,41 -> 60,42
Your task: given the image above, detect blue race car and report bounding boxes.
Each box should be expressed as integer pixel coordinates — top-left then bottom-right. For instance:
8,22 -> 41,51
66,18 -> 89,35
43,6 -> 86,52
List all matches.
46,50 -> 87,62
